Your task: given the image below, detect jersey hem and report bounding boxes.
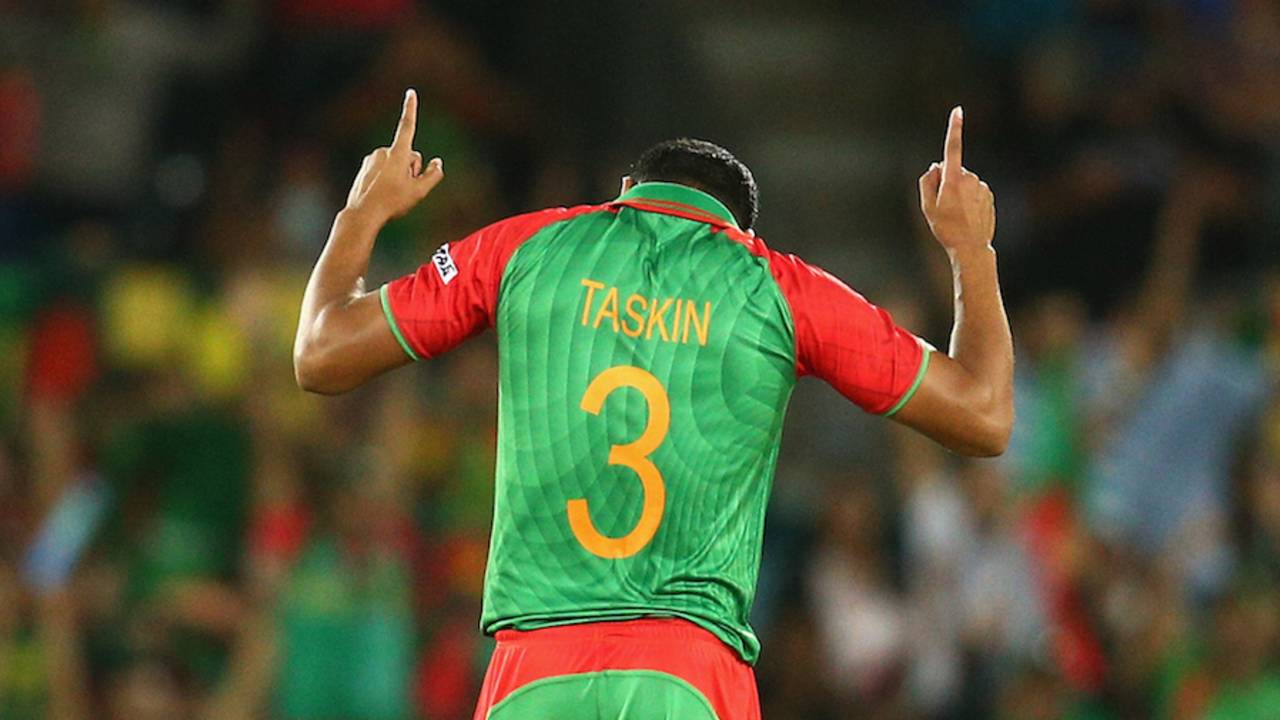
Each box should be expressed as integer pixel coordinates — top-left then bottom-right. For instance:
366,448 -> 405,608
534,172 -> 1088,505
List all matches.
483,608 -> 759,665
379,283 -> 420,361
883,345 -> 931,417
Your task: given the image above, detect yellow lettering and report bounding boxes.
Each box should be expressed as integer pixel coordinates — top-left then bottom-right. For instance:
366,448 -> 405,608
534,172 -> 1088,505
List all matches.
581,282 -> 712,347
569,365 -> 670,558
683,301 -> 712,346
622,294 -> 647,337
645,298 -> 672,341
580,279 -> 605,326
593,287 -> 620,331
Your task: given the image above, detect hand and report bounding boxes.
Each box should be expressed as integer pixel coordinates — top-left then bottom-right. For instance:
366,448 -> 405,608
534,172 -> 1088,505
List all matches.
344,89 -> 445,224
918,107 -> 996,252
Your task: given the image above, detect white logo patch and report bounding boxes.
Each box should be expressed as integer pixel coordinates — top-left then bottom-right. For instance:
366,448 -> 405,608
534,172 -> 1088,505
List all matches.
431,243 -> 458,284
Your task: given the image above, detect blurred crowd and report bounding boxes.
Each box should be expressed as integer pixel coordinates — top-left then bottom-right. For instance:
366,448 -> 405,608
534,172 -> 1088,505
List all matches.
1,1 -> 1278,719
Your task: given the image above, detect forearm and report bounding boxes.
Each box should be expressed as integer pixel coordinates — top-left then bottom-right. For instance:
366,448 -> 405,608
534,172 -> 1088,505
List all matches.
293,209 -> 386,391
946,245 -> 1014,427
39,593 -> 90,720
1133,196 -> 1202,349
298,209 -> 380,330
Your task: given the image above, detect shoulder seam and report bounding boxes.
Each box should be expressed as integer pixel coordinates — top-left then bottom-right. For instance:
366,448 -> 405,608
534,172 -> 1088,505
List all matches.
494,204 -> 616,311
751,243 -> 802,379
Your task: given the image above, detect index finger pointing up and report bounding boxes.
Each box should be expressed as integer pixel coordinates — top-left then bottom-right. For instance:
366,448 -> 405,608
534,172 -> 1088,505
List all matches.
391,89 -> 418,153
942,106 -> 963,176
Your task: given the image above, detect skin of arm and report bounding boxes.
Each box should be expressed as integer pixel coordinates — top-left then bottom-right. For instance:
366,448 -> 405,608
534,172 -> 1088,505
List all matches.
293,89 -> 444,394
892,107 -> 1015,457
296,92 -> 1016,459
1115,163 -> 1237,373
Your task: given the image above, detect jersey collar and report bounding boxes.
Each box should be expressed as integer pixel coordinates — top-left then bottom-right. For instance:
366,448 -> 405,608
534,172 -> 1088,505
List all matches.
612,182 -> 740,230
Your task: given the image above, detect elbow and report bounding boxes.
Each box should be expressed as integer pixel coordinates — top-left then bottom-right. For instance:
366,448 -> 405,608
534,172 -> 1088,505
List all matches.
963,404 -> 1013,458
941,381 -> 1013,457
294,352 -> 331,394
965,423 -> 1011,457
293,344 -> 349,395
294,306 -> 361,395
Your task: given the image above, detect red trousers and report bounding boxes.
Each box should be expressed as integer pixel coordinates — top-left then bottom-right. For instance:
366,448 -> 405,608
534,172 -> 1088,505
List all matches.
473,618 -> 761,720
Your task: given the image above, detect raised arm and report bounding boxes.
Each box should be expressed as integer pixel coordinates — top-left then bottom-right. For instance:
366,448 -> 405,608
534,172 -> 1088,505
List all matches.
892,107 -> 1014,456
293,89 -> 445,394
1117,163 -> 1232,370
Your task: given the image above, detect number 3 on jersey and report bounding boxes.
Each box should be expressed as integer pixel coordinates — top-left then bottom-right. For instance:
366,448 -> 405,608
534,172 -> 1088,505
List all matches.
568,366 -> 670,559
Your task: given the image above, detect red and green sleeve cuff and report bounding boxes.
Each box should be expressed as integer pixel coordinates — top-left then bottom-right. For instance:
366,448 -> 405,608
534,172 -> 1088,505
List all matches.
380,283 -> 420,361
882,345 -> 931,418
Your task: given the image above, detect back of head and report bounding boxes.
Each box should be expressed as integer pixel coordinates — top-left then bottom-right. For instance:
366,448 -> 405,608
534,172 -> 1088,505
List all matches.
631,138 -> 759,231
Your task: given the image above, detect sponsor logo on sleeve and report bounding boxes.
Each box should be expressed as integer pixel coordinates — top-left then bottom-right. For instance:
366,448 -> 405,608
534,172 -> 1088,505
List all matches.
432,243 -> 458,284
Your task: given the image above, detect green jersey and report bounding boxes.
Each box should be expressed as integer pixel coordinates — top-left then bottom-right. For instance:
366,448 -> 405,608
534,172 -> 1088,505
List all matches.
382,182 -> 929,663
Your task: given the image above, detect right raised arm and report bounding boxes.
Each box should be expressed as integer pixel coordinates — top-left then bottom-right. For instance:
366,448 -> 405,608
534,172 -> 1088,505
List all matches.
891,107 -> 1013,456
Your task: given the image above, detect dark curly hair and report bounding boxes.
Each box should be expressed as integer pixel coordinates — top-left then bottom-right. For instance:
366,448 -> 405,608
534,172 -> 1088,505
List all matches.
631,138 -> 759,230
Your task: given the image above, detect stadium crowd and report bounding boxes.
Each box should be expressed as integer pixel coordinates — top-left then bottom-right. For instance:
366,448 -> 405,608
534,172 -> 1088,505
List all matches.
1,1 -> 1278,718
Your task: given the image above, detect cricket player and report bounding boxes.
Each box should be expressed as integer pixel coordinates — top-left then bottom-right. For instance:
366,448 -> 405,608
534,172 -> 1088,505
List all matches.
294,89 -> 1012,719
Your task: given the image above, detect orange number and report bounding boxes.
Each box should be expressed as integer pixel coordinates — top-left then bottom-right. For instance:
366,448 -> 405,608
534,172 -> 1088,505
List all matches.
568,366 -> 670,558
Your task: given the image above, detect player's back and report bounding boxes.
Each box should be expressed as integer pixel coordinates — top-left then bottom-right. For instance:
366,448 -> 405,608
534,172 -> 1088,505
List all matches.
381,180 -> 927,719
336,118 -> 975,720
484,183 -> 797,663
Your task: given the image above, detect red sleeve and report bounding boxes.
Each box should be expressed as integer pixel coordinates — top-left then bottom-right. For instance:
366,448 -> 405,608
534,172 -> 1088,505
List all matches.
382,206 -> 602,360
766,250 -> 930,415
